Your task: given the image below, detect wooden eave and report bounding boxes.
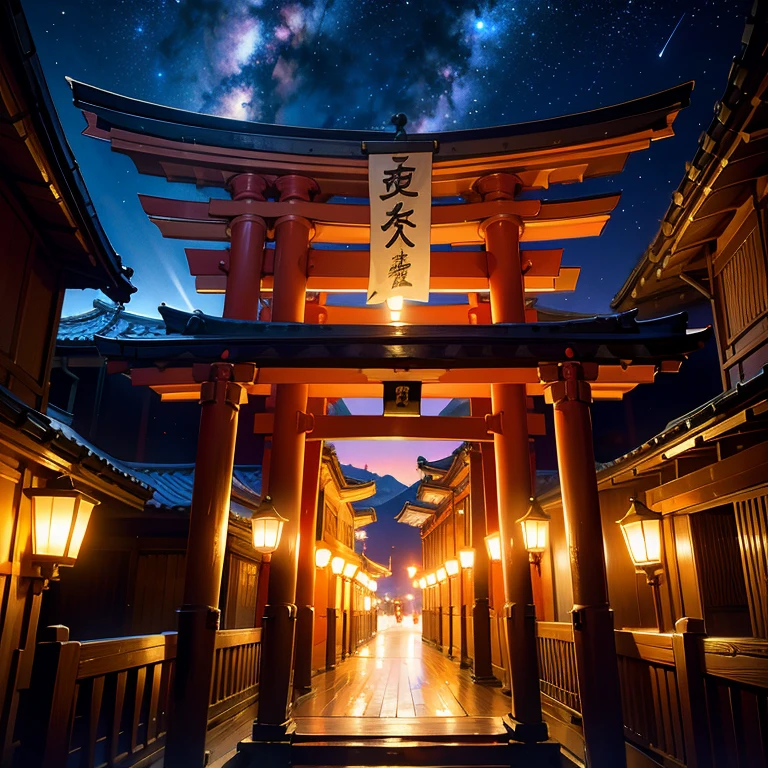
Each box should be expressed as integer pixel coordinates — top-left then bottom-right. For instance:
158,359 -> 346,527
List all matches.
395,501 -> 436,528
612,3 -> 768,311
539,366 -> 768,511
70,78 -> 691,197
0,6 -> 134,302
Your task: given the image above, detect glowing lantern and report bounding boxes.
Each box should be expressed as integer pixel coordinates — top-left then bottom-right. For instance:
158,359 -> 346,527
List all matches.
517,498 -> 550,574
426,573 -> 437,586
343,562 -> 359,579
445,559 -> 460,577
250,496 -> 287,555
331,556 -> 345,575
617,498 -> 663,572
364,596 -> 372,611
437,567 -> 448,583
406,565 -> 418,579
370,580 -> 378,593
315,547 -> 332,568
485,533 -> 502,562
458,548 -> 475,570
25,476 -> 99,567
418,577 -> 427,589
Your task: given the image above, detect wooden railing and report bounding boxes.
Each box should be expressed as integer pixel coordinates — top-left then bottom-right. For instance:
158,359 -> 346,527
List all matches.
208,627 -> 262,727
614,629 -> 686,763
535,618 -> 768,767
20,625 -> 262,768
536,621 -> 581,714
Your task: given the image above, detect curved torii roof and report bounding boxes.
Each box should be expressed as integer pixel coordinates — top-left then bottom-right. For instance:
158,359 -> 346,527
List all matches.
69,79 -> 693,198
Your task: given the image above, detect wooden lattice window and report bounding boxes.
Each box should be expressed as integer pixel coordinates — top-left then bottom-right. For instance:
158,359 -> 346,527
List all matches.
718,226 -> 768,344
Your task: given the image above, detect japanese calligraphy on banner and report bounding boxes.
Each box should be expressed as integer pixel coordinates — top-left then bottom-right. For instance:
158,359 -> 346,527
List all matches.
367,151 -> 432,305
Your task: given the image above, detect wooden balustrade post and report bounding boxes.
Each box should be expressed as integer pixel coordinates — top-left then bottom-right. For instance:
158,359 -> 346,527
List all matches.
19,626 -> 81,768
672,618 -> 712,768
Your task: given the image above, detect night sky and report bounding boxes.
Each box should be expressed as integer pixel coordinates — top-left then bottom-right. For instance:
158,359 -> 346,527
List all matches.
26,0 -> 748,486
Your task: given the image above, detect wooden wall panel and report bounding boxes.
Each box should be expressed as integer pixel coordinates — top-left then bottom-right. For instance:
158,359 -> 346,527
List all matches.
734,493 -> 768,638
131,553 -> 186,636
691,507 -> 751,637
223,555 -> 259,630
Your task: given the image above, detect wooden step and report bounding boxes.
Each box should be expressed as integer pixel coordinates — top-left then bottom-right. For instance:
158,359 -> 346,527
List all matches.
292,716 -> 510,743
237,735 -> 561,767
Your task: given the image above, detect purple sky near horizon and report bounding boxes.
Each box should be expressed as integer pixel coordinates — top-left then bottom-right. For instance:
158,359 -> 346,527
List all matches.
334,398 -> 460,485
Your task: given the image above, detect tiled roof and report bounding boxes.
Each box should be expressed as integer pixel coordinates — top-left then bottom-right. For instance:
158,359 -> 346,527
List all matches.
57,300 -> 166,345
43,409 -> 263,515
124,463 -> 262,516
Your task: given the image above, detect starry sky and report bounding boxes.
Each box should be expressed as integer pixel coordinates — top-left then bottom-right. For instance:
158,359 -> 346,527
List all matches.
26,0 -> 749,485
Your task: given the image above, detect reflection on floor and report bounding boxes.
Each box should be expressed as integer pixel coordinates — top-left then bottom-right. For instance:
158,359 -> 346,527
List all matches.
293,622 -> 510,720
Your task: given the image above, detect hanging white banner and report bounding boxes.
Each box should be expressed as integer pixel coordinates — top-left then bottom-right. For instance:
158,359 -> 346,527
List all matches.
367,151 -> 432,305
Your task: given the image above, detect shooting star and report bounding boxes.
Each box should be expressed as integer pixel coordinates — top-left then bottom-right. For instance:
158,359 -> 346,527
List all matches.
659,13 -> 685,58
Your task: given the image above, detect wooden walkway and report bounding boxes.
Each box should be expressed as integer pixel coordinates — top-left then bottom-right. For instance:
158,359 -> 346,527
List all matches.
293,623 -> 511,722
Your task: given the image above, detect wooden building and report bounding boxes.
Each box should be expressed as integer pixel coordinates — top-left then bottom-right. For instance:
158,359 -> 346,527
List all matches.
0,2 -> 137,762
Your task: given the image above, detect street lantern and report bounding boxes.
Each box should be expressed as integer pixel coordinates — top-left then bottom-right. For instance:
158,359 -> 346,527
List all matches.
250,495 -> 287,555
331,556 -> 345,575
24,476 -> 100,575
458,548 -> 475,569
517,498 -> 550,575
343,562 -> 359,579
370,580 -> 378,593
364,596 -> 372,611
437,567 -> 448,583
355,571 -> 367,586
485,532 -> 501,562
617,497 -> 665,631
426,572 -> 437,586
406,565 -> 418,579
419,577 -> 427,589
315,546 -> 332,568
445,559 -> 460,577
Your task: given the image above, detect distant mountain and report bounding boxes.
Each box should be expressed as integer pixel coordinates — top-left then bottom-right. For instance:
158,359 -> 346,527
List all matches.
340,464 -> 408,507
360,481 -> 423,598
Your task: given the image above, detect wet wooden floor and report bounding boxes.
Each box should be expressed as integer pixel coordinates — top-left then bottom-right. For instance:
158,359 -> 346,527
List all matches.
293,623 -> 510,724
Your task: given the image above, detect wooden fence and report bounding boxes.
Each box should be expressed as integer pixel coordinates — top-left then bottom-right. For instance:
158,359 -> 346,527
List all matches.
19,624 -> 261,768
536,618 -> 768,767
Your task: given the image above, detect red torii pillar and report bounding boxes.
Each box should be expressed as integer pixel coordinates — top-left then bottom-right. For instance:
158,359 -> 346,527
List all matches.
164,363 -> 253,768
223,173 -> 267,321
255,175 -> 319,737
475,173 -> 546,742
542,361 -> 626,768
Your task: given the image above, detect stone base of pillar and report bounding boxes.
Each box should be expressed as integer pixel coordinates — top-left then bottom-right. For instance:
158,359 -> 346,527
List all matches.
471,599 -> 497,684
504,736 -> 561,767
502,714 -> 550,744
240,722 -> 295,768
257,603 -> 297,727
164,605 -> 220,768
293,604 -> 315,694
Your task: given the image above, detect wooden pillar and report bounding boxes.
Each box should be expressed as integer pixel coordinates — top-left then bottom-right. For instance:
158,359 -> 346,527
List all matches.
223,174 -> 267,321
165,363 -> 250,768
294,400 -> 325,694
672,618 -> 711,768
476,173 -> 545,742
543,360 -> 626,768
469,444 -> 497,683
255,175 -> 317,735
326,572 -> 338,670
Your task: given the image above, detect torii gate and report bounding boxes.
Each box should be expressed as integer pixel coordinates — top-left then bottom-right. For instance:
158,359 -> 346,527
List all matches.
75,78 -> 695,768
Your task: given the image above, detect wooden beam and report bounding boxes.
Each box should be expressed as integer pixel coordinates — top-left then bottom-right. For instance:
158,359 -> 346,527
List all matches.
253,413 -> 545,441
142,194 -> 620,246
